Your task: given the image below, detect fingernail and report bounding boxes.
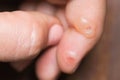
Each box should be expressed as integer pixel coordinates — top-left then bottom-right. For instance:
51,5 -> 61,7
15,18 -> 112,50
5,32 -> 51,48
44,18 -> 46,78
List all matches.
64,51 -> 80,73
73,17 -> 96,39
57,30 -> 87,74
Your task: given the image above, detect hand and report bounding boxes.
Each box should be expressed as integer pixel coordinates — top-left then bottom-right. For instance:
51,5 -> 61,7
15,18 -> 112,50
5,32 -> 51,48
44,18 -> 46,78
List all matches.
0,0 -> 106,80
18,0 -> 106,79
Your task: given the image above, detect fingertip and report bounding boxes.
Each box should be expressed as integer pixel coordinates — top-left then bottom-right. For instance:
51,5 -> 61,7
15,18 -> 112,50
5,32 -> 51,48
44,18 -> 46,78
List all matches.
47,24 -> 64,46
66,0 -> 106,40
57,29 -> 96,74
36,47 -> 60,80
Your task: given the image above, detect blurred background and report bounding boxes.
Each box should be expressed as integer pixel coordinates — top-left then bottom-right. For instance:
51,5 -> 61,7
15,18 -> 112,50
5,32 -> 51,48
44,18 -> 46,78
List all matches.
0,0 -> 119,80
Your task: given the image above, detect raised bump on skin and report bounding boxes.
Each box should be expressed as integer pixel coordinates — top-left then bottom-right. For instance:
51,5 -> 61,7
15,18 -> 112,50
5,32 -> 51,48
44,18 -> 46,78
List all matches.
73,17 -> 96,38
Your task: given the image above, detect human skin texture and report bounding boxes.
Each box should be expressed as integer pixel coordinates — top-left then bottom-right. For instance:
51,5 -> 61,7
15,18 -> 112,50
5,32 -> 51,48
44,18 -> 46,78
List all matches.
9,0 -> 106,80
0,11 -> 63,62
57,0 -> 106,73
16,0 -> 106,80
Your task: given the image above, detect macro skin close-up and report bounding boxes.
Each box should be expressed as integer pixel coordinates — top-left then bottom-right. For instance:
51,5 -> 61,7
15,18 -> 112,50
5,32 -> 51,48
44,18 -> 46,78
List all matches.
0,0 -> 120,80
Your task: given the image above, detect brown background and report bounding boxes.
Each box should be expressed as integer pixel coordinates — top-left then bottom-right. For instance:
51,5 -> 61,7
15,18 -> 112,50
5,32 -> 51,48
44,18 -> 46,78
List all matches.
0,0 -> 119,80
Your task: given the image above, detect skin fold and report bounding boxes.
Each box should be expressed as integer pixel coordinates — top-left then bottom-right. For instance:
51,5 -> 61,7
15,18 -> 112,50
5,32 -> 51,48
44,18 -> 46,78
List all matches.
8,0 -> 106,80
0,11 -> 63,61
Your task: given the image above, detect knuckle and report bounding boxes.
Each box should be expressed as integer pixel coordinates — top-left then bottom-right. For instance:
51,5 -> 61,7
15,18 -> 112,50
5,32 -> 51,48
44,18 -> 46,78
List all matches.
12,11 -> 43,57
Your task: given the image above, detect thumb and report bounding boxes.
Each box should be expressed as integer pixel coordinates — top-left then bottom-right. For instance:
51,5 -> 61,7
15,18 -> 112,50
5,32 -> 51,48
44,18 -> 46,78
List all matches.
0,11 -> 62,62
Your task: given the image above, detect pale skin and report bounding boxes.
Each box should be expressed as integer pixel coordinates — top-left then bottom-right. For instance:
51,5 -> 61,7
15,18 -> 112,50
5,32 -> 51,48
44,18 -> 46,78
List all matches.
0,0 -> 106,80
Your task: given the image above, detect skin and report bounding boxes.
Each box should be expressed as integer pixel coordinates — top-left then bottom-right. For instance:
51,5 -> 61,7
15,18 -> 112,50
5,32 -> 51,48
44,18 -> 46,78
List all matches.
58,0 -> 106,73
0,0 -> 106,80
0,11 -> 63,61
36,0 -> 106,79
17,0 -> 106,79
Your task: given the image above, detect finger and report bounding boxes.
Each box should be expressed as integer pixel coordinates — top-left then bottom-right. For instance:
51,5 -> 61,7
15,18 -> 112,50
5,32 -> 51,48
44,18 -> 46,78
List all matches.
11,2 -> 63,71
66,0 -> 106,38
11,1 -> 36,70
36,2 -> 56,16
57,0 -> 106,73
10,0 -> 37,72
10,23 -> 63,71
20,1 -> 56,16
36,47 -> 60,80
55,9 -> 69,30
0,11 -> 62,62
46,0 -> 67,5
20,1 -> 37,11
